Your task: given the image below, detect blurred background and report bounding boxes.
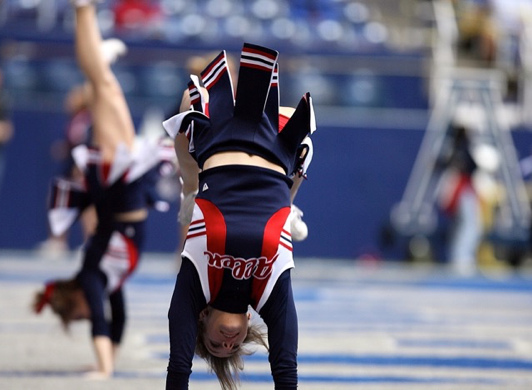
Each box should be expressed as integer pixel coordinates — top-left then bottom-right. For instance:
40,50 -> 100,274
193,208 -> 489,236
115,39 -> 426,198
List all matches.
1,0 -> 532,273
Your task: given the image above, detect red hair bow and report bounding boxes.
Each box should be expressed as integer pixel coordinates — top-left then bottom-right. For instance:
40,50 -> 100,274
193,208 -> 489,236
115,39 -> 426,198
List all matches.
35,282 -> 55,314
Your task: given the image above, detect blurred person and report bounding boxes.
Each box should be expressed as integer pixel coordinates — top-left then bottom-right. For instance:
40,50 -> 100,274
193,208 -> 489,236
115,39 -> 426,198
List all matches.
488,0 -> 532,70
0,68 -> 14,203
437,123 -> 483,276
33,0 -> 175,379
485,0 -> 532,100
37,83 -> 97,257
172,53 -> 310,252
163,43 -> 316,389
454,0 -> 497,63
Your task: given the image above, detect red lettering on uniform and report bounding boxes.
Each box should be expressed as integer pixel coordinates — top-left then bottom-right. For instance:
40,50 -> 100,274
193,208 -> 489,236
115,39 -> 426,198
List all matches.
204,251 -> 277,280
205,251 -> 223,268
255,255 -> 277,278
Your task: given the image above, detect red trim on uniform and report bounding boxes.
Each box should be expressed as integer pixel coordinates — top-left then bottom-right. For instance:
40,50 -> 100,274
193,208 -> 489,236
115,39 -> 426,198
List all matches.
242,47 -> 277,61
240,63 -> 272,72
126,237 -> 139,273
188,84 -> 200,105
190,93 -> 200,105
443,174 -> 474,215
202,54 -> 225,80
101,162 -> 111,185
195,198 -> 227,303
278,113 -> 290,132
187,219 -> 206,239
189,219 -> 205,227
117,234 -> 139,290
280,241 -> 293,252
186,231 -> 207,240
205,67 -> 227,91
123,168 -> 130,183
251,207 -> 291,307
261,207 -> 290,259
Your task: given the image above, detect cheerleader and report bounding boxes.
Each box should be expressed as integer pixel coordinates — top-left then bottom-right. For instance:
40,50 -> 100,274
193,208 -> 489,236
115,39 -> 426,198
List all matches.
163,43 -> 316,390
33,0 -> 175,379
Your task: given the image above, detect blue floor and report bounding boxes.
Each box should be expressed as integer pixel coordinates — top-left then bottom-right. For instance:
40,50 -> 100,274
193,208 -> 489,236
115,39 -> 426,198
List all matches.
1,251 -> 532,389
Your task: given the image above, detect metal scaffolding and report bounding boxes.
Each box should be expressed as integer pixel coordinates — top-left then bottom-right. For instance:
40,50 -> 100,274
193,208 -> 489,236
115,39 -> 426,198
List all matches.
391,67 -> 531,241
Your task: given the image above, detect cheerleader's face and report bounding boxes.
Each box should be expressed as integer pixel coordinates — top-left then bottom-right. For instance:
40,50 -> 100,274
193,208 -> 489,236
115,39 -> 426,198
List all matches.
200,307 -> 250,358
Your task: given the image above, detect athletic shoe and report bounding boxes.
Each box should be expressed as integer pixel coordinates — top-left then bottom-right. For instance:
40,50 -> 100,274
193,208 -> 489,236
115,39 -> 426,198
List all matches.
178,190 -> 197,226
101,38 -> 127,64
290,204 -> 308,242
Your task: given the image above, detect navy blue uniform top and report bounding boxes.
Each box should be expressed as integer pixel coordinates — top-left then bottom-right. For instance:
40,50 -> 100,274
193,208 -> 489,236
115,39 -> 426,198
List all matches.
166,166 -> 298,389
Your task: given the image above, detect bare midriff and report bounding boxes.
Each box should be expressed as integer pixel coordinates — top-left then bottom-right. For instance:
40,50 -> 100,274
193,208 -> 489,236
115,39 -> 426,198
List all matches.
203,151 -> 285,174
114,208 -> 148,222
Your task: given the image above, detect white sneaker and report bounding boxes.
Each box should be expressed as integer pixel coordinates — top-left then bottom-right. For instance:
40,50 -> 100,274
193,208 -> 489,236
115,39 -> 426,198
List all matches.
101,38 -> 128,64
290,204 -> 308,242
178,191 -> 197,226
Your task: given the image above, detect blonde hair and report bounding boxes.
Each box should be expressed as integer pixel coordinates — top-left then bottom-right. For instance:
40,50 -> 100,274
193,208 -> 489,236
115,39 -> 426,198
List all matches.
195,320 -> 268,390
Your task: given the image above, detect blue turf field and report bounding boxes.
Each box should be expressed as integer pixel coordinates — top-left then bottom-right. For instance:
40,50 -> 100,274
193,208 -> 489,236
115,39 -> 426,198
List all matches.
1,251 -> 531,389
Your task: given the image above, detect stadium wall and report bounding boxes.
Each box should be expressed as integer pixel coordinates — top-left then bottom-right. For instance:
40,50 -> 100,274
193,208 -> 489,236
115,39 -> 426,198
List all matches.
2,106 -> 529,260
